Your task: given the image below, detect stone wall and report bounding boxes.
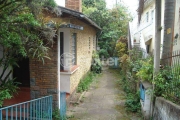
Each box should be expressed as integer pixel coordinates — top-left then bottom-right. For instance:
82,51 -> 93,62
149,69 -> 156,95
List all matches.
29,40 -> 59,108
153,97 -> 180,120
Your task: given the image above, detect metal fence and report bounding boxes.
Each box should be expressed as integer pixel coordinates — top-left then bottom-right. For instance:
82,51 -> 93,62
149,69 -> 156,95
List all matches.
161,50 -> 180,104
0,95 -> 53,120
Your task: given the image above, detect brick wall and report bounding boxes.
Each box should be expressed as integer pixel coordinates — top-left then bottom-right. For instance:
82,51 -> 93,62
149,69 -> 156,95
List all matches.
65,0 -> 82,12
29,40 -> 59,108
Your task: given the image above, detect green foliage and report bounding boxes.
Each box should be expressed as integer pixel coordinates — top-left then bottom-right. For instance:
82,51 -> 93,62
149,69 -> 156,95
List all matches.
0,0 -> 60,61
0,79 -> 19,107
136,57 -> 153,82
116,42 -> 127,57
153,66 -> 180,104
91,51 -> 102,73
52,108 -> 61,120
120,54 -> 129,74
98,49 -> 109,58
125,91 -> 141,112
82,0 -> 131,57
0,0 -> 59,107
0,90 -> 11,107
77,72 -> 96,93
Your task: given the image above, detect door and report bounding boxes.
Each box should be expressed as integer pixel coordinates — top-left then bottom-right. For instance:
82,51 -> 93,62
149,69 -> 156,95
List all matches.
13,58 -> 30,87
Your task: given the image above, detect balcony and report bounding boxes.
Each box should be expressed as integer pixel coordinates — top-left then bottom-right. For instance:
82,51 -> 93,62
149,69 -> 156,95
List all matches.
144,0 -> 154,9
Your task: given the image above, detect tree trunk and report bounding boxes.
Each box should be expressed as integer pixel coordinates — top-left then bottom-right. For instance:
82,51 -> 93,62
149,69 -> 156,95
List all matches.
162,0 -> 176,65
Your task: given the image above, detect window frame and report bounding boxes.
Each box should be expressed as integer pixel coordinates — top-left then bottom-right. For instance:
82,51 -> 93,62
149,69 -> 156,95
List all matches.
72,33 -> 77,65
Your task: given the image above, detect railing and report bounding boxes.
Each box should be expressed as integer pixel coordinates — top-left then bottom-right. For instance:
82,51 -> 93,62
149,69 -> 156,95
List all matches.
0,95 -> 53,120
161,50 -> 180,104
144,0 -> 154,9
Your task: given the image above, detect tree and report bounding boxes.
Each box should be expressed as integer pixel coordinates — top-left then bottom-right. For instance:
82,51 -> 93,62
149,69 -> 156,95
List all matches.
0,0 -> 61,106
82,0 -> 131,57
115,37 -> 128,57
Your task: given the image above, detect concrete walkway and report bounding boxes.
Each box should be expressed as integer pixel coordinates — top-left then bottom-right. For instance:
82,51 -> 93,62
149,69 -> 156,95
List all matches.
67,68 -> 141,120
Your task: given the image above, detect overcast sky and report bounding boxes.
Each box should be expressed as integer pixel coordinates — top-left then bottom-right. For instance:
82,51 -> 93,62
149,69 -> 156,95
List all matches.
106,0 -> 138,15
55,0 -> 138,15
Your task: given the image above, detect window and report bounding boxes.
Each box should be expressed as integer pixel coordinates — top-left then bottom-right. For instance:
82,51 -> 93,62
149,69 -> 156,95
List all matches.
151,10 -> 154,21
89,37 -> 91,50
72,33 -> 77,65
146,45 -> 150,53
146,12 -> 149,22
93,36 -> 96,50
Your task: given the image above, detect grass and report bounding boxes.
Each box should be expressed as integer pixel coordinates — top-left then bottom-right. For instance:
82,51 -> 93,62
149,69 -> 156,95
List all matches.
77,72 -> 97,93
109,68 -> 143,120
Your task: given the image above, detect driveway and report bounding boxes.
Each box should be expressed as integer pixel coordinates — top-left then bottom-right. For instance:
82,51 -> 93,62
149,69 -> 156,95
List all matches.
67,68 -> 141,120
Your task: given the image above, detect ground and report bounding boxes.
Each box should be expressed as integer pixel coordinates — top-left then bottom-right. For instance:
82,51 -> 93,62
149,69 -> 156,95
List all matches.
67,68 -> 142,120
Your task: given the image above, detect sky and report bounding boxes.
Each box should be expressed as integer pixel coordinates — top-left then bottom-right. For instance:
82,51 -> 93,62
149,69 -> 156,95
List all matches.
55,0 -> 138,15
106,0 -> 139,15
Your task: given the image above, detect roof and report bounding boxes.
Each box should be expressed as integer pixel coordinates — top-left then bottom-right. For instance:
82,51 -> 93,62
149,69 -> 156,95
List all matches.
58,6 -> 101,30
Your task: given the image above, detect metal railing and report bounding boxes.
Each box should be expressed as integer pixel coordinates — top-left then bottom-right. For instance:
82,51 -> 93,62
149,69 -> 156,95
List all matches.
0,95 -> 53,120
161,50 -> 180,104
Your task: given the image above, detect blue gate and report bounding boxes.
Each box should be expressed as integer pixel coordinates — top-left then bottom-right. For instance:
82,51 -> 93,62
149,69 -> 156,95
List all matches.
140,83 -> 145,102
0,95 -> 53,120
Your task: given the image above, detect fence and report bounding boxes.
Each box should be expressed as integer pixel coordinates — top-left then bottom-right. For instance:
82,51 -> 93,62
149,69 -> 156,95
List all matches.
161,50 -> 180,104
0,95 -> 53,120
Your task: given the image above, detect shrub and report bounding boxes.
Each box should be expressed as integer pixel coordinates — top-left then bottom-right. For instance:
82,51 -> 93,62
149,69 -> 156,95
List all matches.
98,49 -> 109,59
77,72 -> 96,93
0,79 -> 19,107
136,57 -> 153,82
125,91 -> 141,112
91,51 -> 102,74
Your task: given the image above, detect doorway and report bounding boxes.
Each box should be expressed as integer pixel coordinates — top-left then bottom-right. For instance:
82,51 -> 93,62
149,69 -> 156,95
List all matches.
13,58 -> 30,87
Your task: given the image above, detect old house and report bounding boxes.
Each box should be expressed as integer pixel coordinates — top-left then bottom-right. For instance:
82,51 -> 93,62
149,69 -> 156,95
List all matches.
3,0 -> 101,110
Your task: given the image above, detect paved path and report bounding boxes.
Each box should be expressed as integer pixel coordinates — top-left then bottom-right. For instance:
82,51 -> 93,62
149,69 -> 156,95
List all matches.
67,68 -> 140,120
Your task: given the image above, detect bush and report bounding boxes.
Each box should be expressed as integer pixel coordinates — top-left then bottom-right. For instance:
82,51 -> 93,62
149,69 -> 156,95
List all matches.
98,49 -> 109,59
0,79 -> 19,107
125,91 -> 141,112
52,108 -> 61,120
77,72 -> 96,93
91,51 -> 102,74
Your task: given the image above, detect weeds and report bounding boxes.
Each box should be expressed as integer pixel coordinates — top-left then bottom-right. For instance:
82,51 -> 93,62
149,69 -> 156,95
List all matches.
77,72 -> 96,93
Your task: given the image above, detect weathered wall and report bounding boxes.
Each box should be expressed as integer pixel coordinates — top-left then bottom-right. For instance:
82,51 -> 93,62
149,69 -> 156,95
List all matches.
69,19 -> 96,94
65,0 -> 82,12
153,97 -> 180,120
29,40 -> 59,108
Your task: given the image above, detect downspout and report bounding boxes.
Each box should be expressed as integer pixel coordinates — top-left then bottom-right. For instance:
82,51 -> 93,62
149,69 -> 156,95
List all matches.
57,28 -> 61,109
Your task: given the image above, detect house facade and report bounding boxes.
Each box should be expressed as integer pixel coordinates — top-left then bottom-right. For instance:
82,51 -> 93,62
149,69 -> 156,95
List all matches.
129,0 -> 180,57
129,0 -> 165,55
3,0 -> 100,109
